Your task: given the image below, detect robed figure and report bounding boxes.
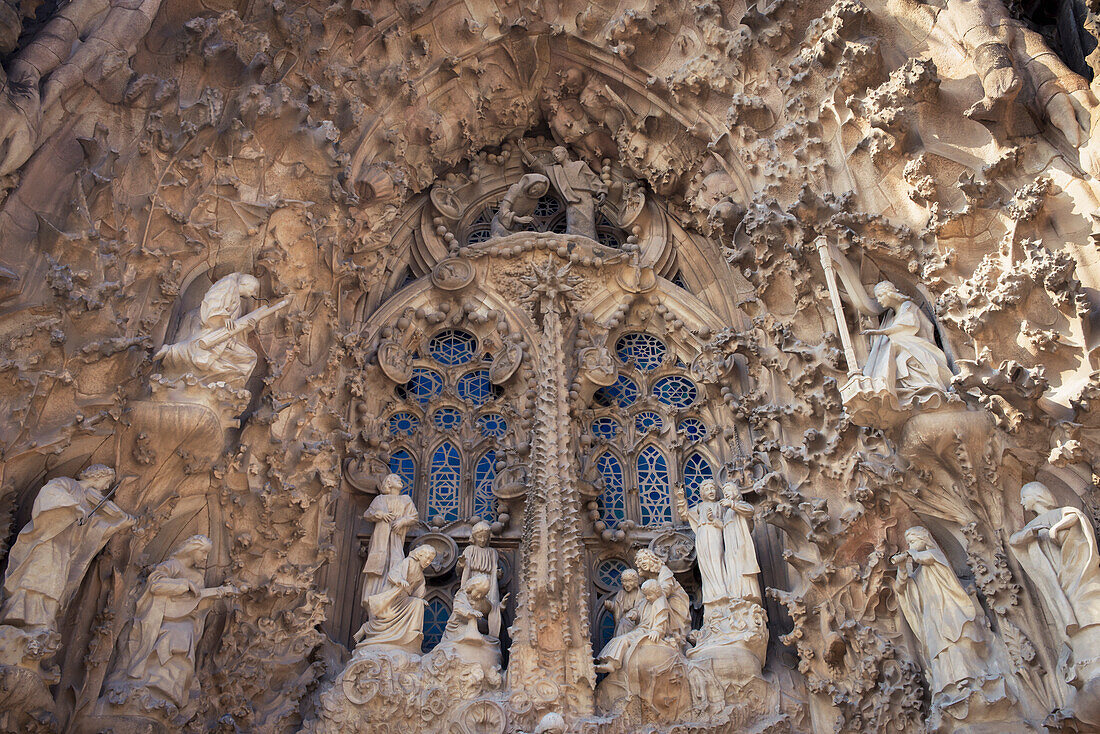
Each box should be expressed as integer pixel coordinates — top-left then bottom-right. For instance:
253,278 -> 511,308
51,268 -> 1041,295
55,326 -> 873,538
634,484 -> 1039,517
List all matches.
1,465 -> 132,631
604,568 -> 643,637
519,142 -> 606,239
361,473 -> 419,605
457,521 -> 502,637
107,536 -> 238,708
596,579 -> 671,673
354,545 -> 436,653
634,548 -> 690,643
893,527 -> 1005,706
721,482 -> 761,603
862,281 -> 953,409
1010,483 -> 1100,658
157,273 -> 262,389
676,479 -> 727,606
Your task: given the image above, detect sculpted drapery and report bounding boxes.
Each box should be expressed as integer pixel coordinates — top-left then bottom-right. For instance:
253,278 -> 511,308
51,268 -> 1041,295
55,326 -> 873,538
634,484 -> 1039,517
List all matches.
361,474 -> 419,604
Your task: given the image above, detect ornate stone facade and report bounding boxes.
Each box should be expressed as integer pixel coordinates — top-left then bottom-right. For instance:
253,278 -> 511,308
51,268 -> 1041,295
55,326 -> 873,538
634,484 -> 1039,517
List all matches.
1,0 -> 1100,732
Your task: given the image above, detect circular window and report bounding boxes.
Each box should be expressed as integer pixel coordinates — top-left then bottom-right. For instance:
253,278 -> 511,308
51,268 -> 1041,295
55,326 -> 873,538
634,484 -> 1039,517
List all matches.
594,557 -> 630,592
396,367 -> 443,405
634,411 -> 664,434
431,407 -> 462,430
388,411 -> 420,436
652,375 -> 698,408
593,375 -> 639,408
456,369 -> 501,406
678,418 -> 708,442
591,417 -> 620,439
615,333 -> 667,371
428,329 -> 477,366
478,414 -> 508,437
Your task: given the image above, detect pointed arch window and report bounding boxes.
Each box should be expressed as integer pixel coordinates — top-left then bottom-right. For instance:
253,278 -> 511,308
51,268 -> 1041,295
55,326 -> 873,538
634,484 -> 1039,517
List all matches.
595,452 -> 626,528
388,449 -> 416,494
682,452 -> 714,507
474,451 -> 497,522
428,442 -> 462,522
422,595 -> 451,653
637,446 -> 671,526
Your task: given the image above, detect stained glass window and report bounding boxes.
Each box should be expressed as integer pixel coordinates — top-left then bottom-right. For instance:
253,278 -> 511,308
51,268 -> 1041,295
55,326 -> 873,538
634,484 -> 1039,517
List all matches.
678,418 -> 707,442
422,596 -> 450,652
652,375 -> 698,408
478,414 -> 508,438
595,557 -> 629,590
615,333 -> 667,371
593,375 -> 639,408
389,411 -> 419,436
634,411 -> 664,434
670,270 -> 689,291
474,451 -> 496,521
431,407 -> 462,431
638,446 -> 672,526
591,417 -> 620,439
428,329 -> 476,366
596,452 -> 626,528
533,195 -> 561,218
682,452 -> 714,507
388,449 -> 415,494
397,367 -> 443,405
428,442 -> 461,522
456,369 -> 499,406
595,606 -> 616,652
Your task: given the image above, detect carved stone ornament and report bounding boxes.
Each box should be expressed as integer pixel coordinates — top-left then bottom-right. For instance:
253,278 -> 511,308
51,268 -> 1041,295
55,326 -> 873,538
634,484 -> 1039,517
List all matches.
489,342 -> 523,385
416,533 -> 459,578
431,258 -> 476,291
647,530 -> 697,574
378,337 -> 415,384
430,186 -> 463,222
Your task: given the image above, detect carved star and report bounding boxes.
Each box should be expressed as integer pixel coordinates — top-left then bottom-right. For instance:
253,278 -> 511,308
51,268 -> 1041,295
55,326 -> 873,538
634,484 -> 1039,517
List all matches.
520,256 -> 581,315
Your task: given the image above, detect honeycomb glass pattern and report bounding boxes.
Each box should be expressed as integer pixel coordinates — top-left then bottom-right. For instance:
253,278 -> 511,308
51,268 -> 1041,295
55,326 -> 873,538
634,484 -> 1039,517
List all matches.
428,329 -> 476,366
638,445 -> 672,526
682,452 -> 714,506
474,450 -> 496,521
596,452 -> 626,528
615,333 -> 667,371
422,596 -> 450,653
593,375 -> 639,408
456,369 -> 499,406
596,557 -> 629,590
478,414 -> 508,438
591,417 -> 620,439
397,367 -> 443,405
388,449 -> 416,494
678,418 -> 707,442
428,442 -> 462,522
388,411 -> 419,436
431,407 -> 462,431
652,375 -> 698,408
634,411 -> 664,435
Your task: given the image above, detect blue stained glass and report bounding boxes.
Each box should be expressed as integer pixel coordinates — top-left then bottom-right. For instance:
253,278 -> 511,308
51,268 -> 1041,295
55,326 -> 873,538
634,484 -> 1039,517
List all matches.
398,367 -> 443,405
431,407 -> 462,430
591,417 -> 620,439
670,270 -> 689,291
596,558 -> 629,589
428,329 -> 476,366
678,418 -> 707,442
422,596 -> 450,652
428,442 -> 462,522
466,225 -> 492,244
596,606 -> 616,652
652,375 -> 698,408
478,414 -> 508,438
388,411 -> 419,436
634,411 -> 664,434
474,451 -> 496,520
682,452 -> 714,507
593,375 -> 638,408
456,370 -> 499,406
638,446 -> 672,526
615,333 -> 667,371
596,453 -> 626,529
388,449 -> 415,495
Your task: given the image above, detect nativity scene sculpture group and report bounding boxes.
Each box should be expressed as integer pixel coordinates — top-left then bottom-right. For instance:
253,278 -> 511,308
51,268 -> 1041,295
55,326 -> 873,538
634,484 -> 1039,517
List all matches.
1,127 -> 1100,734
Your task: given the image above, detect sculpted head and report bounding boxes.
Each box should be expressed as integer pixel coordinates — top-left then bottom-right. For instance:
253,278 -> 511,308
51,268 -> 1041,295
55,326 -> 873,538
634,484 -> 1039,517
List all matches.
1020,482 -> 1058,515
722,481 -> 741,501
699,479 -> 718,502
471,521 -> 492,547
534,712 -> 566,734
78,464 -> 115,492
381,473 -> 404,495
464,573 -> 491,600
904,526 -> 937,552
641,578 -> 662,600
634,548 -> 664,574
873,281 -> 907,309
620,568 -> 640,592
551,146 -> 569,164
411,545 -> 437,568
173,535 -> 213,567
238,274 -> 260,299
524,174 -> 550,198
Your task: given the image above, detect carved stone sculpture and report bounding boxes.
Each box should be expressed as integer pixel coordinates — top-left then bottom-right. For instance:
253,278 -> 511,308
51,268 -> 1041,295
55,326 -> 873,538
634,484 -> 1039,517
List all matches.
434,572 -> 502,676
360,473 -> 419,604
1010,482 -> 1100,725
633,548 -> 690,644
721,481 -> 761,604
489,173 -> 550,238
457,521 -> 502,638
104,535 -> 239,714
353,545 -> 436,653
677,479 -> 728,610
519,141 -> 607,239
1,465 -> 132,633
892,526 -> 1014,729
604,568 -> 642,637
